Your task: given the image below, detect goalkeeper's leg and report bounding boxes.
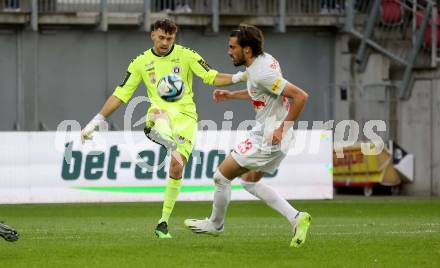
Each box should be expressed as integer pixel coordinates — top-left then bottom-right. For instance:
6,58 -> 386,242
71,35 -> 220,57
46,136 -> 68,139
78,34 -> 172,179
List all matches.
144,108 -> 176,151
154,111 -> 197,238
155,152 -> 187,239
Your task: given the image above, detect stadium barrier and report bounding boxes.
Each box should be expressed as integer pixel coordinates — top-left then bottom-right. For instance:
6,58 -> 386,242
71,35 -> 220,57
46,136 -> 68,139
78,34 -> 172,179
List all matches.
0,130 -> 333,204
333,141 -> 413,196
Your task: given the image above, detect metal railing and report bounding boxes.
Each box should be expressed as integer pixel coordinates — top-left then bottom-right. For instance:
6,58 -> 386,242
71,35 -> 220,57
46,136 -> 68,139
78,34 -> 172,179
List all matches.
0,0 -> 30,11
286,0 -> 346,15
346,0 -> 437,99
0,0 -> 356,15
1,0 -> 438,69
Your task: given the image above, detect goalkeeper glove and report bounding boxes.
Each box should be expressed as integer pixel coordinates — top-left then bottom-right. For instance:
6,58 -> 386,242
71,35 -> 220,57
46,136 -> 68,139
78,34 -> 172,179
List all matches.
81,113 -> 105,144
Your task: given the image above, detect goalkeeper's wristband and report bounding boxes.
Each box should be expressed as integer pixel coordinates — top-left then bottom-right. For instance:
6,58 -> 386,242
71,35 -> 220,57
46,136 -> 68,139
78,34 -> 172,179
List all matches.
93,113 -> 106,121
232,71 -> 245,84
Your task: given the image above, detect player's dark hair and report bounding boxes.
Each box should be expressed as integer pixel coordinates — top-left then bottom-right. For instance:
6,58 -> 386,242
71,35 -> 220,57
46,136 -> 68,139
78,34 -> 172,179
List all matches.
230,24 -> 264,57
151,19 -> 178,34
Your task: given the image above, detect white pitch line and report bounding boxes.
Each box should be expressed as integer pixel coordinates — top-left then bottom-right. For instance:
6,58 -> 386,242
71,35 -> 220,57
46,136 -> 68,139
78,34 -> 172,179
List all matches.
312,229 -> 440,236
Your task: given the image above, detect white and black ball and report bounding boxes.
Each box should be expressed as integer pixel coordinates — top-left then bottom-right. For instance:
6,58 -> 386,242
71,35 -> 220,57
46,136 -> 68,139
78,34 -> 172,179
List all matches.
157,74 -> 185,102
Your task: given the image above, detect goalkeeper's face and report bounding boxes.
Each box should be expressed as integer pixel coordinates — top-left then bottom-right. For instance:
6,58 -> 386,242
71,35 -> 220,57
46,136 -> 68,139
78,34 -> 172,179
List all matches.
228,37 -> 246,66
151,29 -> 176,55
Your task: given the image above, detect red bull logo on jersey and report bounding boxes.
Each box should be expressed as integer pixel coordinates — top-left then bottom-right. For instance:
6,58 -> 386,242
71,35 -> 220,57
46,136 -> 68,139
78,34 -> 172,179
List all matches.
252,97 -> 267,110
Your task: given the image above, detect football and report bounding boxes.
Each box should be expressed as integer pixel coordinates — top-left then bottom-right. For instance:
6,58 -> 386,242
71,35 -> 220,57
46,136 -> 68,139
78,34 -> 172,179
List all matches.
157,73 -> 185,102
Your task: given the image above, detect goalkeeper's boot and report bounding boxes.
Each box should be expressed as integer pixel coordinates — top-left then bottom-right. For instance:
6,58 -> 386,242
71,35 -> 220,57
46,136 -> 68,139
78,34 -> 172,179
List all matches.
0,222 -> 19,242
155,221 -> 172,239
290,212 -> 311,248
184,218 -> 224,236
144,126 -> 176,152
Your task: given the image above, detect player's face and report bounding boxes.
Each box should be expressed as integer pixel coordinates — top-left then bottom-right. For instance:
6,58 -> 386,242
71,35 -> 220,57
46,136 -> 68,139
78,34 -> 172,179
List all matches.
228,37 -> 245,66
151,29 -> 176,55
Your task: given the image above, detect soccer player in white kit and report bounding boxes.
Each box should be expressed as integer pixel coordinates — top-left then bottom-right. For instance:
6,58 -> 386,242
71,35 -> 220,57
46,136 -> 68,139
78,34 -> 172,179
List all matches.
184,24 -> 312,248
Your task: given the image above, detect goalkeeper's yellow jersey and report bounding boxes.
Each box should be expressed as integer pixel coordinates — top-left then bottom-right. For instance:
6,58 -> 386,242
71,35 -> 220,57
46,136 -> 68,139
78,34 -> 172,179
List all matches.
113,44 -> 219,117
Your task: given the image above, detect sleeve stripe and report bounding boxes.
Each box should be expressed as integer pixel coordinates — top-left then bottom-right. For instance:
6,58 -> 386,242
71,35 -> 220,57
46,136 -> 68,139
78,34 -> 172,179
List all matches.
197,59 -> 211,72
120,71 -> 132,87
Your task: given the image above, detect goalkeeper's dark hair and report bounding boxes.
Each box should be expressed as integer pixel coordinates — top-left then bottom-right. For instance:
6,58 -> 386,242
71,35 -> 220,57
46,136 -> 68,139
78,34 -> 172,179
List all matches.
230,24 -> 264,57
151,19 -> 178,34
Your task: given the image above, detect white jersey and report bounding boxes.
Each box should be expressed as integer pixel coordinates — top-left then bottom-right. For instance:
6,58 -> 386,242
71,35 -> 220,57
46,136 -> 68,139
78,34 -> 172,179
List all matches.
245,52 -> 293,151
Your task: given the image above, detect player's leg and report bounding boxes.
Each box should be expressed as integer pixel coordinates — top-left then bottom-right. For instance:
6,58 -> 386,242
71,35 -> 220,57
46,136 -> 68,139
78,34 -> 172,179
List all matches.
240,155 -> 311,247
184,154 -> 248,235
155,112 -> 196,238
209,155 -> 248,227
144,107 -> 176,151
241,171 -> 300,225
0,222 -> 19,242
155,152 -> 187,238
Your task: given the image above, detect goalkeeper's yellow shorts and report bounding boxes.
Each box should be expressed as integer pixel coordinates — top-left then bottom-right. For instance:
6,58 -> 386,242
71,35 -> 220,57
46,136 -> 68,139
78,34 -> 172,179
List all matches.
146,106 -> 198,161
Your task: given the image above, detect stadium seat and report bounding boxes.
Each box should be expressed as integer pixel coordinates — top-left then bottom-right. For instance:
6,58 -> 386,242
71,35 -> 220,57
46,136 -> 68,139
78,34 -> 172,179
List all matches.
380,0 -> 403,25
415,10 -> 440,49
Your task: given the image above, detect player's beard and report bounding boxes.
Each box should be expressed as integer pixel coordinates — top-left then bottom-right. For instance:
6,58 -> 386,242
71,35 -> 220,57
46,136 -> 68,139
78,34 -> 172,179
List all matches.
232,53 -> 246,66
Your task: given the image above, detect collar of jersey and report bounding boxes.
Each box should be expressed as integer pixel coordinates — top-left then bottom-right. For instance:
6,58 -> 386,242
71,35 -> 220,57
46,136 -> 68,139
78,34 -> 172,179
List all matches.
151,45 -> 175,57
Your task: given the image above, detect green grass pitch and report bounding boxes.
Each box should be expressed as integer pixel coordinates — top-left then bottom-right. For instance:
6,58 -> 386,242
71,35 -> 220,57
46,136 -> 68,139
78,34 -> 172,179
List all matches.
1,198 -> 439,267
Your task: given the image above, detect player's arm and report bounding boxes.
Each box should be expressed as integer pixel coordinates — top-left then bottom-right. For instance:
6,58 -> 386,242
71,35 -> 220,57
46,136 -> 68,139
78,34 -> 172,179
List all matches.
280,82 -> 309,126
98,95 -> 124,117
188,49 -> 246,87
81,60 -> 142,143
271,82 -> 309,145
212,71 -> 247,87
213,89 -> 249,102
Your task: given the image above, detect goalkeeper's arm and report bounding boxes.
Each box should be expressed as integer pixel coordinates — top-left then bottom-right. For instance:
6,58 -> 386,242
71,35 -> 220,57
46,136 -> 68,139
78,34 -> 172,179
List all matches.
212,71 -> 247,87
81,95 -> 123,143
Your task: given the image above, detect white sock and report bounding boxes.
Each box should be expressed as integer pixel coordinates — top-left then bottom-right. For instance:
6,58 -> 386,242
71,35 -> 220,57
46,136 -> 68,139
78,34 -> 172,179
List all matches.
241,180 -> 299,225
209,170 -> 231,228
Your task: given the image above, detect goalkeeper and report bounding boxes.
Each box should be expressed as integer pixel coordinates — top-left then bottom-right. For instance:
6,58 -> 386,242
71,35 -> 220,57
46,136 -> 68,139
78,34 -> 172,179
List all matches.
81,19 -> 245,238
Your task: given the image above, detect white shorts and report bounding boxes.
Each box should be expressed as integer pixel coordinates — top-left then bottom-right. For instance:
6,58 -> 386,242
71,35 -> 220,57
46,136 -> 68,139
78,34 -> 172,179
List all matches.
230,136 -> 287,174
